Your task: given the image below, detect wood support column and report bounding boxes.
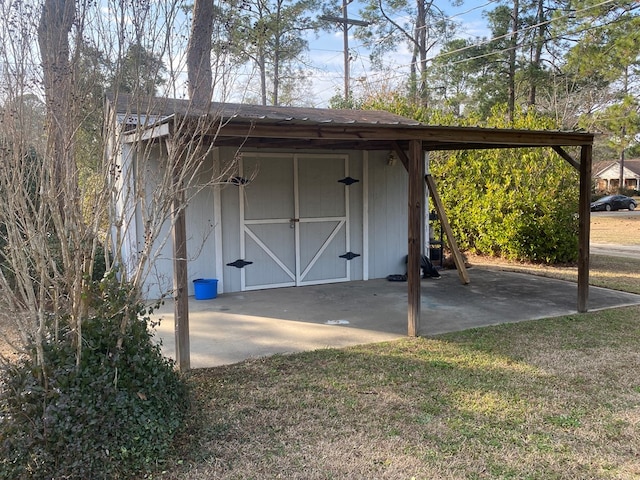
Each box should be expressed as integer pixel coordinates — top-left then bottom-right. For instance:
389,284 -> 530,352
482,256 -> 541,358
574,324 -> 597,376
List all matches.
577,144 -> 592,313
172,200 -> 190,371
169,138 -> 190,371
408,140 -> 424,337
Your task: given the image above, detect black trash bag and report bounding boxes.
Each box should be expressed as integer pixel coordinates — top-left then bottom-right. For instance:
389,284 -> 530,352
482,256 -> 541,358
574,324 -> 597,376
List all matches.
404,254 -> 441,279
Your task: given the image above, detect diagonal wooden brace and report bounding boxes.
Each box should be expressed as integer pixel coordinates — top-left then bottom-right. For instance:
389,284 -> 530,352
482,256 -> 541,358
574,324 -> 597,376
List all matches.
425,174 -> 470,285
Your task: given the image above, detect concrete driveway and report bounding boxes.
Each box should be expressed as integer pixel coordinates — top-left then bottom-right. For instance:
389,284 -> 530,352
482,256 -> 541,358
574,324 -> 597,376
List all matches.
152,267 -> 640,368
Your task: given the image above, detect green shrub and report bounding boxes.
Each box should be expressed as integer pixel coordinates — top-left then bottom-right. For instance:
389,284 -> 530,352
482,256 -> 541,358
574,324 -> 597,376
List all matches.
0,275 -> 188,479
431,107 -> 580,264
358,96 -> 580,264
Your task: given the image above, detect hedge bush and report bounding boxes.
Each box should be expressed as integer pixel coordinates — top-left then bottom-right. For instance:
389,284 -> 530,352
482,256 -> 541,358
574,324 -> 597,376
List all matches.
432,145 -> 579,263
0,275 -> 189,479
429,108 -> 579,263
359,97 -> 580,264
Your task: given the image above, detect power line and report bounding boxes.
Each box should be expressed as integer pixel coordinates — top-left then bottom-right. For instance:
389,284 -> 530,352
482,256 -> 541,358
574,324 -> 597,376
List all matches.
446,0 -> 502,21
429,0 -> 621,63
338,10 -> 636,93
334,0 -> 631,83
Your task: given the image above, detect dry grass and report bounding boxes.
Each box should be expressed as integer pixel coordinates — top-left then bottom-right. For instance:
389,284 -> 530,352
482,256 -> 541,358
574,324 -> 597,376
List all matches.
158,215 -> 640,479
591,213 -> 640,246
163,307 -> 640,479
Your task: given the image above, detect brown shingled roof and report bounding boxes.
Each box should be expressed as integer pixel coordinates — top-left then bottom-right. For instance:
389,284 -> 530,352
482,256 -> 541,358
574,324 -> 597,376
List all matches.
107,93 -> 593,153
106,93 -> 422,127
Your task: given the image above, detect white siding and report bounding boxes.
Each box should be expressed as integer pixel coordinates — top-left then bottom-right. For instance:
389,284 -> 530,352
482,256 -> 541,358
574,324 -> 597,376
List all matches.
120,145 -> 408,297
124,145 -> 221,299
367,151 -> 409,279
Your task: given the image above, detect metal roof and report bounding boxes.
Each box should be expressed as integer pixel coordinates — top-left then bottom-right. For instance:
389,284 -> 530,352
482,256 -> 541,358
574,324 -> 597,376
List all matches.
107,93 -> 594,152
107,93 -> 422,127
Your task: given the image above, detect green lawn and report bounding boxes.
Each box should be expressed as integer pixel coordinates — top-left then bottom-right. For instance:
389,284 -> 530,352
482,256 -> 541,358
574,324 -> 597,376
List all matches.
160,255 -> 640,479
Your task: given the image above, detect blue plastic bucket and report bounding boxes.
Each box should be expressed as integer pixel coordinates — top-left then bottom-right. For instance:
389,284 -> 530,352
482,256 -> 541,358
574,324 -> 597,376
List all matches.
193,278 -> 218,300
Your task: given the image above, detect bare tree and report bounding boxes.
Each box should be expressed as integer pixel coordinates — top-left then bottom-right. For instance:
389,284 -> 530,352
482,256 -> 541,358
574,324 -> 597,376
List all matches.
0,0 -> 239,376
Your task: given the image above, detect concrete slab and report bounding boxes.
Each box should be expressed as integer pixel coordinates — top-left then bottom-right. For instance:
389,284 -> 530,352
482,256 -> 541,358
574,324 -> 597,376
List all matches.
152,268 -> 640,368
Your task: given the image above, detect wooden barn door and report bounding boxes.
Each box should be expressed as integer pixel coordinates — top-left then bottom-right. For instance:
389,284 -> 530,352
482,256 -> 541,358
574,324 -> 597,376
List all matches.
295,154 -> 350,286
239,153 -> 352,290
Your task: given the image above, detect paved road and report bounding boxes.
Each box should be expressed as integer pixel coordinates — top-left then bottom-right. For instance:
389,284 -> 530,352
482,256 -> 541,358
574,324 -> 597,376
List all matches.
591,243 -> 640,259
591,210 -> 640,218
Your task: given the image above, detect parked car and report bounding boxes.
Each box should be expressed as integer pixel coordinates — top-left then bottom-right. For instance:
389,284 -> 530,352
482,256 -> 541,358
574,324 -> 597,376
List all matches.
590,195 -> 637,211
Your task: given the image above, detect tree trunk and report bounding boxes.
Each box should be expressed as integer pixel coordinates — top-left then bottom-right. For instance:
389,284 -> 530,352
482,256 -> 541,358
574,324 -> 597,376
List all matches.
273,39 -> 280,106
415,0 -> 427,106
38,0 -> 80,366
528,0 -> 545,106
187,0 -> 214,105
259,50 -> 268,106
38,0 -> 76,199
508,0 -> 519,121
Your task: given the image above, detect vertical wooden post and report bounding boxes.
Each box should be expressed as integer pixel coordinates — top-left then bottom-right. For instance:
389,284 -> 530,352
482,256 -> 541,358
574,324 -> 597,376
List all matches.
169,138 -> 190,371
172,202 -> 190,370
577,144 -> 592,313
407,140 -> 424,337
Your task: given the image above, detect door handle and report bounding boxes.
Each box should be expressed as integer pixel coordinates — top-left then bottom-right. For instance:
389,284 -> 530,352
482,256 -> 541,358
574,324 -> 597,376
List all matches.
289,218 -> 299,228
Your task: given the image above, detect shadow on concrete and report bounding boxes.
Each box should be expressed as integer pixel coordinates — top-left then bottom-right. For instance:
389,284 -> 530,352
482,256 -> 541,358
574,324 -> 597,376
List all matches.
152,267 -> 640,368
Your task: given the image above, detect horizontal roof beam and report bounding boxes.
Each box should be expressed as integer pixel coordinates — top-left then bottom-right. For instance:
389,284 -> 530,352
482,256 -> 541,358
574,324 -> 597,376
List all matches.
202,121 -> 594,149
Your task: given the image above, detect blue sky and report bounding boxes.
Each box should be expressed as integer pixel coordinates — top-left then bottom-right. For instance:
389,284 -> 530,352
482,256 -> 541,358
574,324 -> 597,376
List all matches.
303,0 -> 495,106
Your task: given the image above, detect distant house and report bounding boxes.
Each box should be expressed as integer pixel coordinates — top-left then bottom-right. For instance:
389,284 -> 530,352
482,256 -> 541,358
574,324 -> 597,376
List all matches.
593,158 -> 640,192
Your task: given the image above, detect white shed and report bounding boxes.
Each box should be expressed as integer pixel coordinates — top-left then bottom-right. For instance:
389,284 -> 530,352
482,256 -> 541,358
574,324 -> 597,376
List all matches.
106,96 -> 416,299
105,94 -> 594,370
